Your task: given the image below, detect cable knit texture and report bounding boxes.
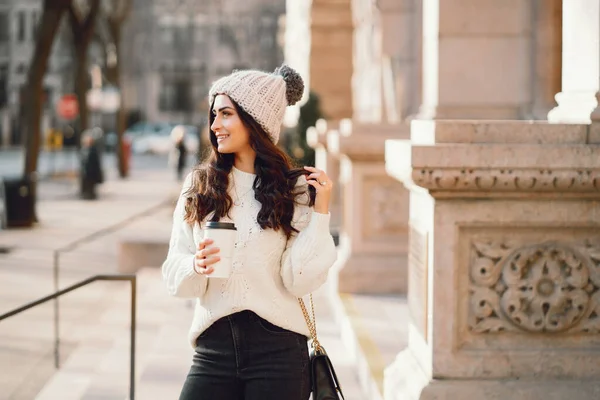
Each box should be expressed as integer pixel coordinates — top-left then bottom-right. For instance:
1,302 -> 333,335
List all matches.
162,168 -> 337,348
208,65 -> 304,144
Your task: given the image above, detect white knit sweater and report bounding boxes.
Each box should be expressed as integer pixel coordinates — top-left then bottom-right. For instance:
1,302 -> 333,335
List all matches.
162,167 -> 337,347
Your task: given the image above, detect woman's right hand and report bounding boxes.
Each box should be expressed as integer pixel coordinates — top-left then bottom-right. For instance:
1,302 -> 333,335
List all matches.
194,238 -> 221,275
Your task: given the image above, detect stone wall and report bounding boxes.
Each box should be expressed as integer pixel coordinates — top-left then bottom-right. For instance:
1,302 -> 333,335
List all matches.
383,0 -> 600,397
420,0 -> 562,120
310,0 -> 353,120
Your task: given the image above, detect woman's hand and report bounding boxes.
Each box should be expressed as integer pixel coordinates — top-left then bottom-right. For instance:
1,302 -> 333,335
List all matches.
194,238 -> 220,275
304,166 -> 333,214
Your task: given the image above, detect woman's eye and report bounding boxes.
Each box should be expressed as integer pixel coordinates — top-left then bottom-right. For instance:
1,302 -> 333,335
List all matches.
223,112 -> 231,117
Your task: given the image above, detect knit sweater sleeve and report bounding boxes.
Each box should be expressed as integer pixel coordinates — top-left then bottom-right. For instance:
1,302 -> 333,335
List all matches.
162,173 -> 208,298
280,179 -> 338,297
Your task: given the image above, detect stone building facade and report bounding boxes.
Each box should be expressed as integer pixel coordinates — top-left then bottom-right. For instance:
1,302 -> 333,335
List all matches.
288,0 -> 600,398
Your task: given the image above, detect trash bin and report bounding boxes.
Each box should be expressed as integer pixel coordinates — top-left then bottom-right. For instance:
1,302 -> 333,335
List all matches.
122,136 -> 132,174
0,178 -> 6,229
2,175 -> 35,227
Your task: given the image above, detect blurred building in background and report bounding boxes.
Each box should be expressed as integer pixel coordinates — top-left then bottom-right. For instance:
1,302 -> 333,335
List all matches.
121,0 -> 285,128
0,0 -> 285,148
0,0 -> 72,147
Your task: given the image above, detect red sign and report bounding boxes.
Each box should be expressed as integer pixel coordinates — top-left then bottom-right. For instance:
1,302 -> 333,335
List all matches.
56,94 -> 79,120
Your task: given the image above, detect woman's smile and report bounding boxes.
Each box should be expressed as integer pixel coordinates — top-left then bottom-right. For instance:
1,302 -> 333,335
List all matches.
216,133 -> 230,142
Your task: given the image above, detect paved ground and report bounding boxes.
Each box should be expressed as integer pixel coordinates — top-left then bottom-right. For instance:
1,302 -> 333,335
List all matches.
0,156 -> 377,399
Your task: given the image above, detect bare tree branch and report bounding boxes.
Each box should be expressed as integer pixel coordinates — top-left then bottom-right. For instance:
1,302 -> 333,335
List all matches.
107,0 -> 132,25
83,0 -> 101,31
67,0 -> 102,136
67,3 -> 81,37
68,0 -> 100,38
100,0 -> 133,178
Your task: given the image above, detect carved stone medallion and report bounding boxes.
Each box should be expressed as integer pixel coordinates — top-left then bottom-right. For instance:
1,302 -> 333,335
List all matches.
469,240 -> 600,334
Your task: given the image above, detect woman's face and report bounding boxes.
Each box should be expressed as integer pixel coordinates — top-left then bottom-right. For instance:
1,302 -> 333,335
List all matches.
210,95 -> 252,155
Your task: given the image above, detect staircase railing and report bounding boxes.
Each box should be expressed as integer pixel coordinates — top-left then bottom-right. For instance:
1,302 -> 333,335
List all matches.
0,274 -> 137,400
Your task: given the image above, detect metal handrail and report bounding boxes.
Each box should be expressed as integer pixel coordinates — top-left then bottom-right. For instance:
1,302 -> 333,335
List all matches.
43,199 -> 169,399
52,199 -> 169,370
0,274 -> 137,400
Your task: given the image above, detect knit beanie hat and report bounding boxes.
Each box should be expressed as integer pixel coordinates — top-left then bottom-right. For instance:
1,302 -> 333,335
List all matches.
208,65 -> 304,144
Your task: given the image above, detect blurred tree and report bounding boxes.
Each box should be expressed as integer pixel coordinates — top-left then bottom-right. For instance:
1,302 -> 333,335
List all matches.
94,0 -> 133,178
288,91 -> 323,167
97,0 -> 132,178
68,0 -> 101,142
22,0 -> 73,224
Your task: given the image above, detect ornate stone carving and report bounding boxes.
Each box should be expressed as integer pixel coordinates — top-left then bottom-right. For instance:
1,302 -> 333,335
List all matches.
469,240 -> 600,334
413,169 -> 600,192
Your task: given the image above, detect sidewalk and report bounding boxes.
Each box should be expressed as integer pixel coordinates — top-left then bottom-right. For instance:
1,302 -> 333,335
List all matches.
0,167 -> 182,399
0,167 -> 368,399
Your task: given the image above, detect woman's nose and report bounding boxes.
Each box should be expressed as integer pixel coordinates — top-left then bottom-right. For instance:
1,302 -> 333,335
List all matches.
211,117 -> 221,132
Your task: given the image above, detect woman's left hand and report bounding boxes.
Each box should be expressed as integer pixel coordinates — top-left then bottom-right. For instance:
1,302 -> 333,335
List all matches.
304,166 -> 333,214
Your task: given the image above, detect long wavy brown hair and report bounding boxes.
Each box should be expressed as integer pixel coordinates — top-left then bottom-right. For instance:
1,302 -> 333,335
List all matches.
183,97 -> 316,239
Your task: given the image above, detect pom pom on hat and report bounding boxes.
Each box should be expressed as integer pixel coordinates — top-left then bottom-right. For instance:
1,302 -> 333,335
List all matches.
208,64 -> 305,144
275,64 -> 304,106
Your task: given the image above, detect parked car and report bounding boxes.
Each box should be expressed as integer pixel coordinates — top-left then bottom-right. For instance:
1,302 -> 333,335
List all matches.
105,122 -> 199,154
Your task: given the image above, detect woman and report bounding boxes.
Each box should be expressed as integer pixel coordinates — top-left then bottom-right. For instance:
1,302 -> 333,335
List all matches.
162,65 -> 337,400
169,125 -> 188,181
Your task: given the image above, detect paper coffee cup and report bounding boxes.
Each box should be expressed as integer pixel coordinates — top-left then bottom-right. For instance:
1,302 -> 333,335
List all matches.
203,222 -> 237,279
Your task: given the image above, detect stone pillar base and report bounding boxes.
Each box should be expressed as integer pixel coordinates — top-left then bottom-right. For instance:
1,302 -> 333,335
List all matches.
386,349 -> 600,400
333,251 -> 407,294
385,119 -> 600,400
328,121 -> 410,295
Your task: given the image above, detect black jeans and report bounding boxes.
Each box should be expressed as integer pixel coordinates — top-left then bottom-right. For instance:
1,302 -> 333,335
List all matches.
179,310 -> 311,400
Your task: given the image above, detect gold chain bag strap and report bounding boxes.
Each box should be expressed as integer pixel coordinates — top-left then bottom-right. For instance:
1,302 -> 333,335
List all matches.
298,294 -> 345,400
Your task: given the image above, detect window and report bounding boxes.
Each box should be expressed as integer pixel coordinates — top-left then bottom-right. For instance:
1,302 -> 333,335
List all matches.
160,26 -> 174,44
173,26 -> 189,48
31,10 -> 38,40
194,26 -> 206,44
0,12 -> 9,41
17,11 -> 26,42
159,78 -> 192,112
259,17 -> 274,49
218,25 -> 232,45
0,65 -> 7,107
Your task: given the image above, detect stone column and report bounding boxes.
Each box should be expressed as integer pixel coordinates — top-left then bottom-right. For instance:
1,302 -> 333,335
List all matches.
420,0 -> 561,120
284,0 -> 312,101
530,0 -> 563,119
307,119 -> 342,235
378,0 -> 422,121
328,120 -> 410,294
351,0 -> 422,122
309,0 -> 353,120
384,120 -> 600,399
351,0 -> 384,122
548,0 -> 600,123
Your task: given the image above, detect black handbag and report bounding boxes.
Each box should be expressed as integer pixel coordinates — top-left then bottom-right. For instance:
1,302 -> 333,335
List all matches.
298,295 -> 345,400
